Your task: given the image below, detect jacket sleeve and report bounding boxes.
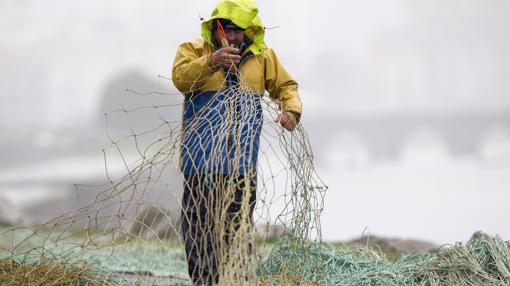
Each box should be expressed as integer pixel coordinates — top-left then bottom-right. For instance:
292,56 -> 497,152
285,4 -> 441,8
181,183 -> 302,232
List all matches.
264,48 -> 302,117
172,41 -> 217,93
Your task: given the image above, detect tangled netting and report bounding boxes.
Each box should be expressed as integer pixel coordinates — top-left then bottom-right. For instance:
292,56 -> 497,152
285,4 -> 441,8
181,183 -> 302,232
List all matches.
0,72 -> 326,286
261,232 -> 510,285
1,72 -> 510,286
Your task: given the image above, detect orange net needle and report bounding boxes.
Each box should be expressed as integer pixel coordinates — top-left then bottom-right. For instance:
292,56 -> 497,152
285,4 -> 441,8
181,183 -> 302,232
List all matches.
216,20 -> 229,48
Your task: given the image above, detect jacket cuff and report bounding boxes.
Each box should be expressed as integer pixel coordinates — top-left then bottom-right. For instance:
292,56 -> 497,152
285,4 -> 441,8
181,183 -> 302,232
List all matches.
207,53 -> 221,71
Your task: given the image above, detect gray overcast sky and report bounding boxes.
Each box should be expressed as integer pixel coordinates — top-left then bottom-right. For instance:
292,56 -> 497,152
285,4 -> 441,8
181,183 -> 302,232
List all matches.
1,0 -> 509,132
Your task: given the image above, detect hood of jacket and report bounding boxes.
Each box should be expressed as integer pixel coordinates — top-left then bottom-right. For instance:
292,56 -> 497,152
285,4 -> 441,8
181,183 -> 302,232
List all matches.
201,0 -> 267,55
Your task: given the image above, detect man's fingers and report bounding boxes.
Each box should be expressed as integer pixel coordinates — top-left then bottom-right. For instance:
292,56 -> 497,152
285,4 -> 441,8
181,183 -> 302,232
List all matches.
223,47 -> 240,54
278,112 -> 297,131
226,54 -> 241,62
212,47 -> 241,67
219,54 -> 240,67
282,121 -> 295,132
283,120 -> 296,131
280,115 -> 289,126
221,53 -> 240,59
219,47 -> 240,56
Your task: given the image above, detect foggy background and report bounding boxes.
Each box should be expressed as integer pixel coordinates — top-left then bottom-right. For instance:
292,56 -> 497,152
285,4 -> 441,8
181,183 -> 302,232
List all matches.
1,0 -> 509,245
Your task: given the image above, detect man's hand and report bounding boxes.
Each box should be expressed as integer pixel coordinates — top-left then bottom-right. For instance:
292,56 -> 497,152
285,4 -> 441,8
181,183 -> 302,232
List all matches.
211,47 -> 240,70
277,111 -> 298,132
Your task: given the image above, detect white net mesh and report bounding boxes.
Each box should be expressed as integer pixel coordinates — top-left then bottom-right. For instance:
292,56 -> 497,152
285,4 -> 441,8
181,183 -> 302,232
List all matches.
0,72 -> 327,286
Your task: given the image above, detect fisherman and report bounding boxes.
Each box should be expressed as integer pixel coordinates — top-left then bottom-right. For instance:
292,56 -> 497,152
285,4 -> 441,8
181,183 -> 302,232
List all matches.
172,0 -> 302,284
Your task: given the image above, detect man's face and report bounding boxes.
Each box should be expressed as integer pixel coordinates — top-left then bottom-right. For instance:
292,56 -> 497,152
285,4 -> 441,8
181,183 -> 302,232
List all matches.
214,29 -> 245,48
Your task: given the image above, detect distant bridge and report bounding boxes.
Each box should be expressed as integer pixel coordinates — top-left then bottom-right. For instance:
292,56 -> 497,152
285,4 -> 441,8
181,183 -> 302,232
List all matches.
306,110 -> 510,161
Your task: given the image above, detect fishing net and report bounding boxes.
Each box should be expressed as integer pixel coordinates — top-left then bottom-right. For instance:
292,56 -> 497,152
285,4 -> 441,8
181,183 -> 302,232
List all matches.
1,70 -> 510,286
0,69 -> 326,286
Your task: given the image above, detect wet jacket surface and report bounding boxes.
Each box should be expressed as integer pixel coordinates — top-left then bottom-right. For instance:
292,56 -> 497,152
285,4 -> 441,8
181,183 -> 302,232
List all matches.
172,0 -> 301,175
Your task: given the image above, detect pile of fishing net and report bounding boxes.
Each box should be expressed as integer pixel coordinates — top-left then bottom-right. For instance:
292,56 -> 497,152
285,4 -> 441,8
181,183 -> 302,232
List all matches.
261,232 -> 510,285
1,229 -> 510,285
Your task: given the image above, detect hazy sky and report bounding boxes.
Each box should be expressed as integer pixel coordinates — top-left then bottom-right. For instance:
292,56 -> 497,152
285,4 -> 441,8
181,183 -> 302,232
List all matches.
1,0 -> 509,133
